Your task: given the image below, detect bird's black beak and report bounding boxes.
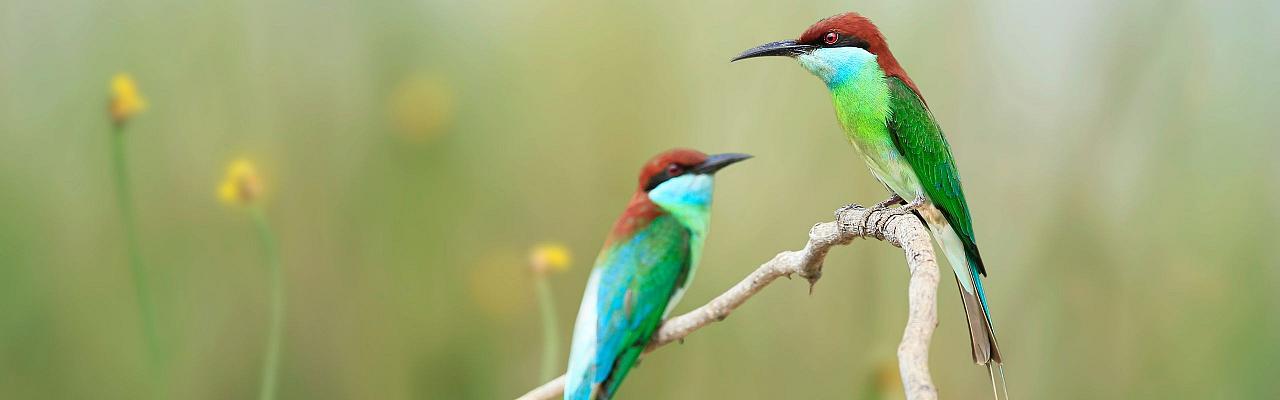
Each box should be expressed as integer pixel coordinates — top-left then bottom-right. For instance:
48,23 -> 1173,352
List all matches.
692,153 -> 752,174
732,40 -> 813,61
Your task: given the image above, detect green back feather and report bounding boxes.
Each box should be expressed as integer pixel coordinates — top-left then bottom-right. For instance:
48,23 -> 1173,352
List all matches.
594,215 -> 693,398
885,77 -> 985,275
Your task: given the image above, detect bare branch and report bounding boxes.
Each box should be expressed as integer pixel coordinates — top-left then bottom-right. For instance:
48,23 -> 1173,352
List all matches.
519,376 -> 566,400
515,205 -> 939,400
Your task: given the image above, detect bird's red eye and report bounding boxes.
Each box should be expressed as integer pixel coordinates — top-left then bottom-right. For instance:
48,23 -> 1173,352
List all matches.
666,164 -> 682,176
824,32 -> 839,45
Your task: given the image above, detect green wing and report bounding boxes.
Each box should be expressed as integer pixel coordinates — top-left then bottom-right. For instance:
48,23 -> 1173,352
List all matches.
593,215 -> 692,398
886,77 -> 986,275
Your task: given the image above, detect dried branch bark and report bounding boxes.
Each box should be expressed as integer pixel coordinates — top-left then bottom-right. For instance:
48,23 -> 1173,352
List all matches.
516,204 -> 939,400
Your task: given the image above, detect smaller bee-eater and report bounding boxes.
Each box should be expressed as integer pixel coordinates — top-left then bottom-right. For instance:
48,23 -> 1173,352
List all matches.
564,149 -> 751,400
732,12 -> 1007,397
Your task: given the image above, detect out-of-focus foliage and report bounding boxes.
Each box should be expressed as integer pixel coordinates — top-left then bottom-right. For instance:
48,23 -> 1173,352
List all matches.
0,0 -> 1277,399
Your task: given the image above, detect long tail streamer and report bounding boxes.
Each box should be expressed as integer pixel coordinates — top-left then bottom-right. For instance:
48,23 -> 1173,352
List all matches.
985,364 -> 1010,400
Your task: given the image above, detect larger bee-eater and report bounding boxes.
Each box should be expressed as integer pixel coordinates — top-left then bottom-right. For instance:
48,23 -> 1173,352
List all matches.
564,149 -> 750,400
733,11 -> 1006,388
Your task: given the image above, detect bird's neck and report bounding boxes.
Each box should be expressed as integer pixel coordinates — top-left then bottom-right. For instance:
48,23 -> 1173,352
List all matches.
608,193 -> 665,243
829,65 -> 892,137
647,174 -> 714,236
608,188 -> 711,246
798,48 -> 893,133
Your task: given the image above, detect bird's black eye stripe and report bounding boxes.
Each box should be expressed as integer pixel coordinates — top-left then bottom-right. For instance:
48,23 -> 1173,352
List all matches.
644,164 -> 686,191
814,33 -> 870,50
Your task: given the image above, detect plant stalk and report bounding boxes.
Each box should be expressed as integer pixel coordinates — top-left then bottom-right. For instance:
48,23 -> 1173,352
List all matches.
251,207 -> 284,400
110,124 -> 164,392
534,274 -> 560,382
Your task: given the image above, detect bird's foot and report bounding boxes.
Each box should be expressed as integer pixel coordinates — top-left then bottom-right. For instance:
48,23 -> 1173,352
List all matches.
835,203 -> 864,234
835,203 -> 862,216
875,195 -> 925,232
857,194 -> 903,236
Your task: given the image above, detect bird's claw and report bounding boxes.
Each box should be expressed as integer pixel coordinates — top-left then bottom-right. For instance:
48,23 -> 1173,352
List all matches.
835,203 -> 863,218
856,194 -> 903,236
874,195 -> 926,233
857,204 -> 887,236
834,203 -> 866,235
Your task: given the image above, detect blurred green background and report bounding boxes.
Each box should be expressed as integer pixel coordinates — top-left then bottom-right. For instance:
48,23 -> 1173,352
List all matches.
2,0 -> 1279,398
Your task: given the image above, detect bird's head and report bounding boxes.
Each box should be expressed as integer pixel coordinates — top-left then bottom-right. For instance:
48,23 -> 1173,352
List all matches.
634,149 -> 751,231
733,12 -> 917,93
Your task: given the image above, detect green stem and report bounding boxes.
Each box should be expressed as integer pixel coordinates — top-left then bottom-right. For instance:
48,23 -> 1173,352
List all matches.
110,125 -> 164,391
251,207 -> 284,400
534,274 -> 560,382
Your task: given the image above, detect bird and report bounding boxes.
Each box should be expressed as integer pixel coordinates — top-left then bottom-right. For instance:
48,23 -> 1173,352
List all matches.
564,149 -> 751,400
732,11 -> 1007,396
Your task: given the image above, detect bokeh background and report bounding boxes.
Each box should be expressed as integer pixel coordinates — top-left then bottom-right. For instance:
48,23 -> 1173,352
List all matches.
2,0 -> 1279,398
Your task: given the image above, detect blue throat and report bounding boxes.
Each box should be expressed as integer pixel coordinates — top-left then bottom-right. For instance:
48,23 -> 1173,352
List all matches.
797,47 -> 878,89
647,173 -> 714,235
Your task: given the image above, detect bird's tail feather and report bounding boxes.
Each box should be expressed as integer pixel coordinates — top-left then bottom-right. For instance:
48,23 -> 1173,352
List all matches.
997,364 -> 1009,399
920,207 -> 1008,398
955,244 -> 1009,400
957,274 -> 1002,364
930,216 -> 1002,365
984,360 -> 1011,400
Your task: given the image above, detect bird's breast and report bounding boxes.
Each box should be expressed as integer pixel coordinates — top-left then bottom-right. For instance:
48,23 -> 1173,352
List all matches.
829,81 -> 922,198
841,122 -> 924,199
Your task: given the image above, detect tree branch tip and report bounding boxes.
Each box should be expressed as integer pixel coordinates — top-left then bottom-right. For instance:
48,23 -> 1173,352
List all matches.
804,271 -> 821,293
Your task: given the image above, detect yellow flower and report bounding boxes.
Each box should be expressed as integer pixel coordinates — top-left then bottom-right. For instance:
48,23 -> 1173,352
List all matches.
529,243 -> 572,274
109,73 -> 147,124
217,158 -> 264,206
388,73 -> 454,143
